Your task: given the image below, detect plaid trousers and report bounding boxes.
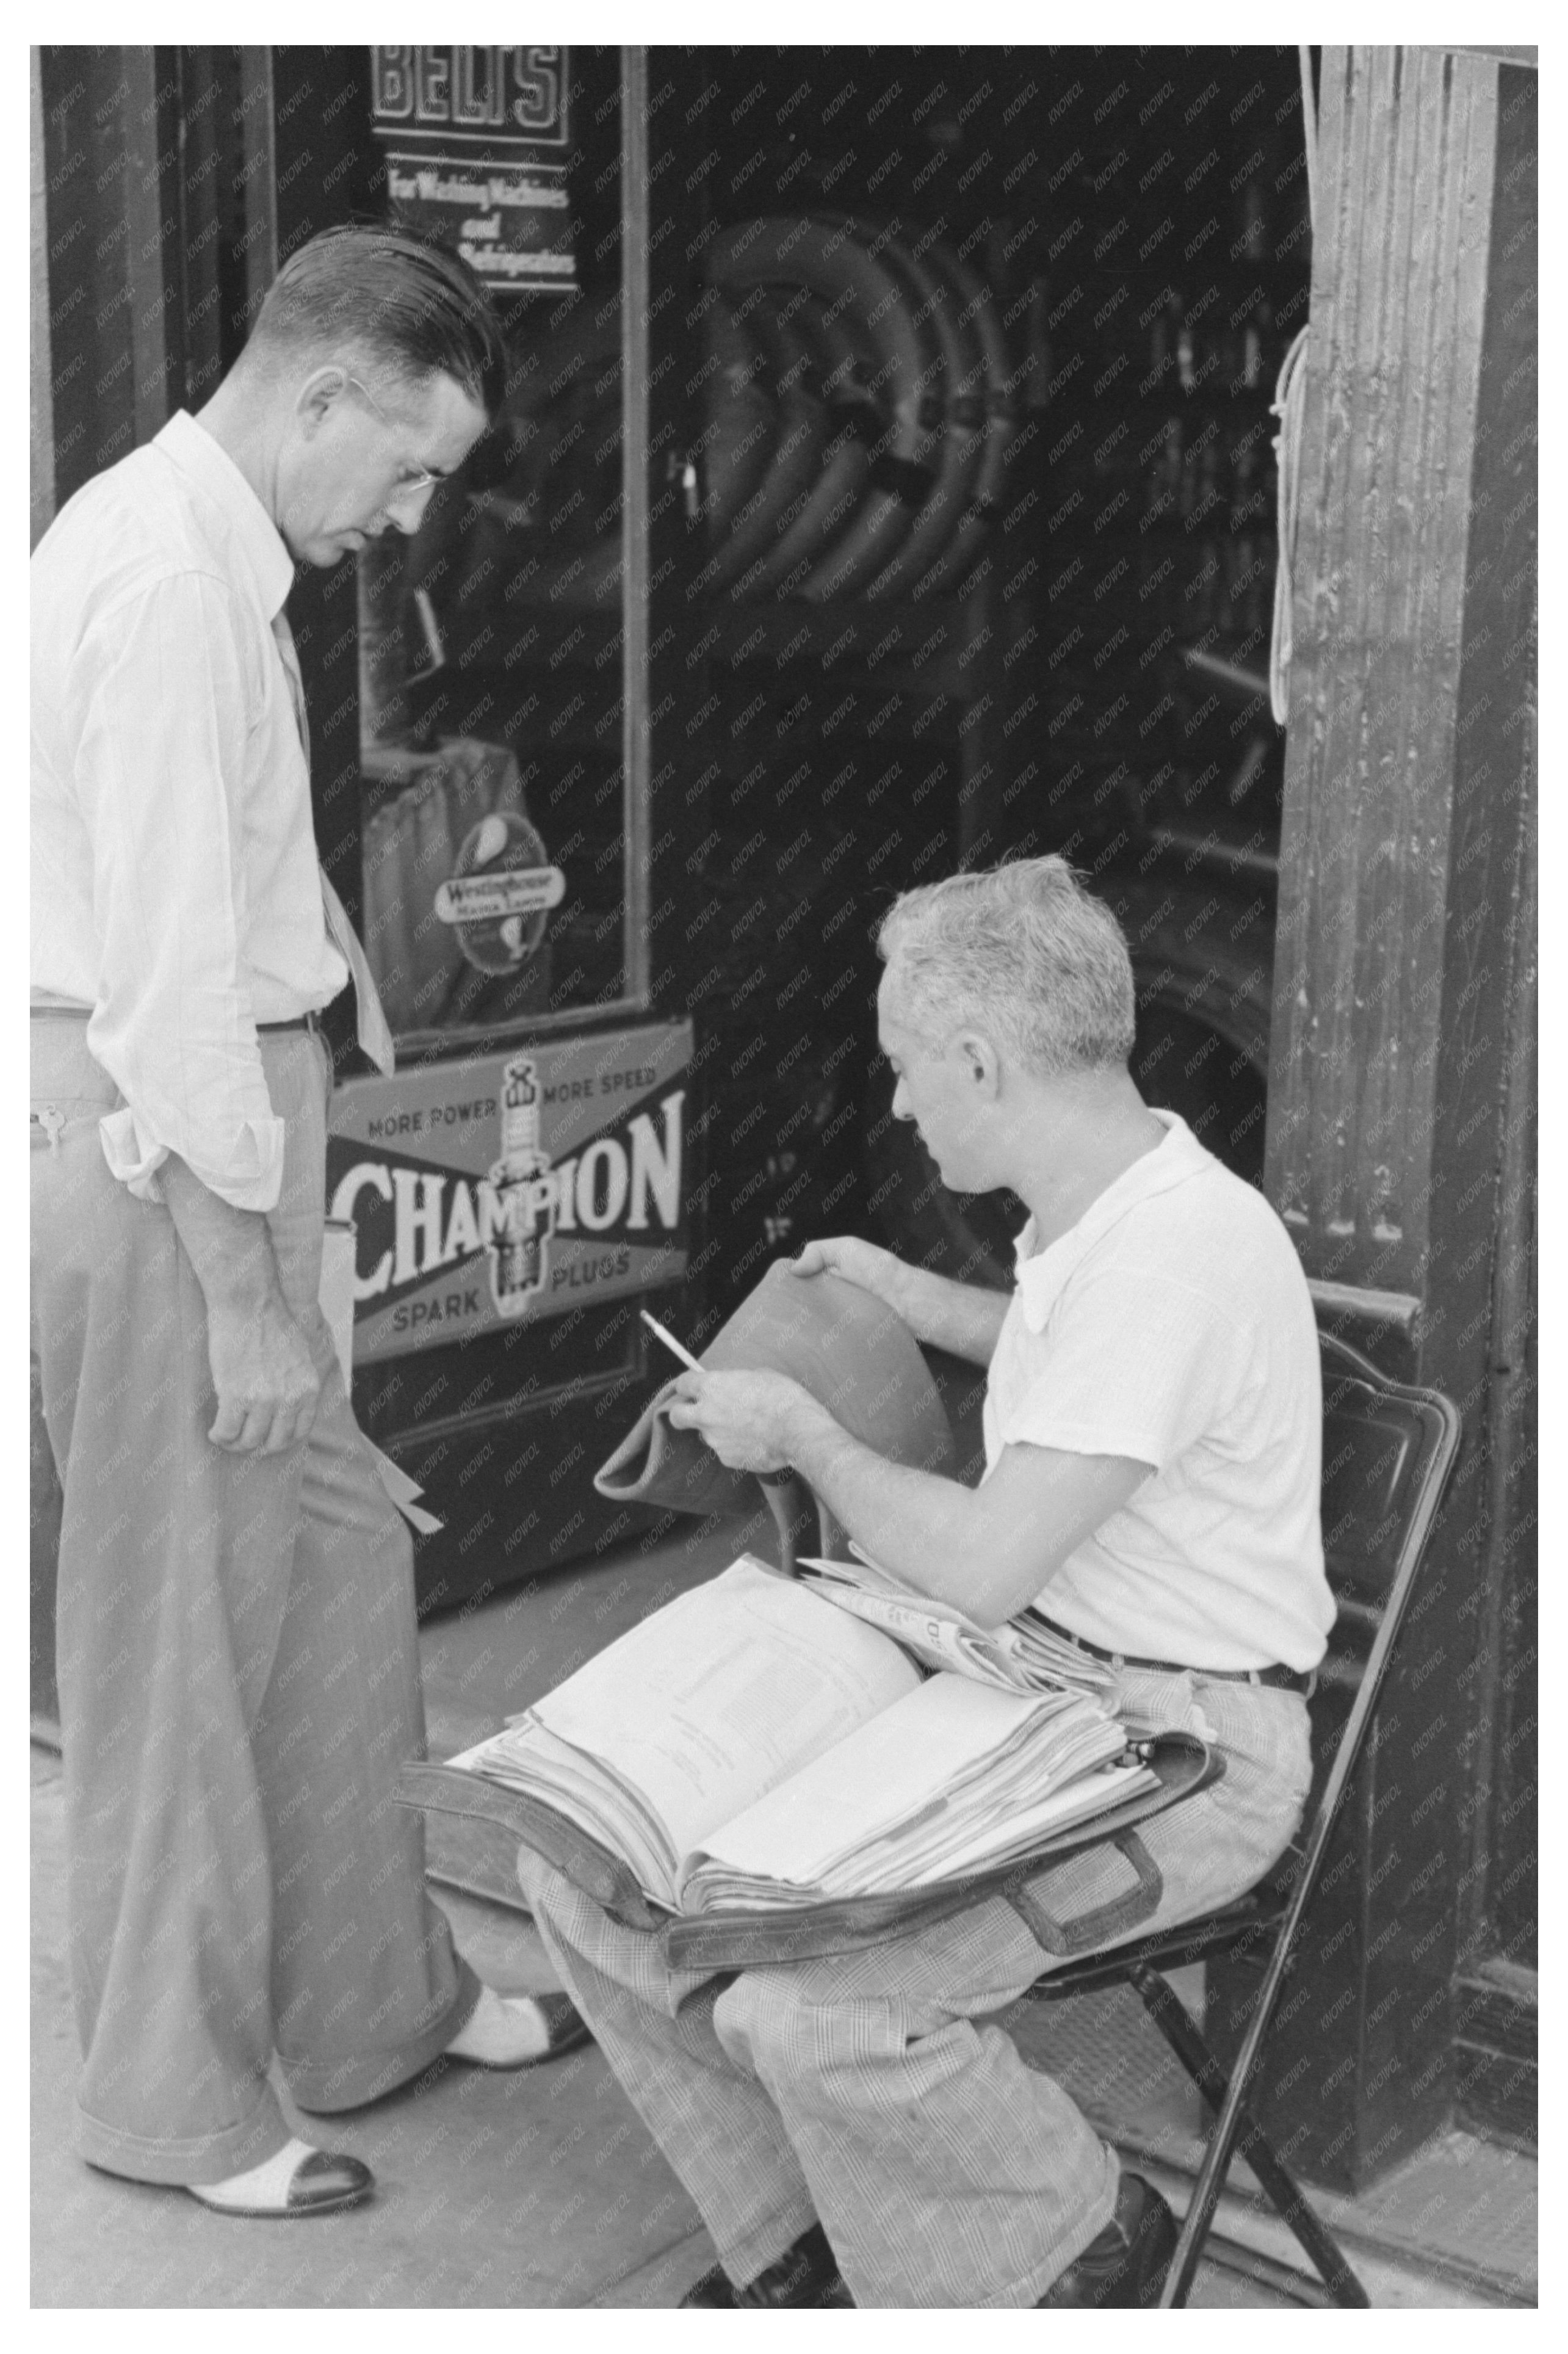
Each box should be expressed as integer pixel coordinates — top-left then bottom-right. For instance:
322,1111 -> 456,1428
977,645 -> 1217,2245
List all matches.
519,1662 -> 1312,2308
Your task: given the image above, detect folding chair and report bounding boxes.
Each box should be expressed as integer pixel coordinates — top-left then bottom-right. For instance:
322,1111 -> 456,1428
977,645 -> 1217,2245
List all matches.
1016,1325 -> 1461,2308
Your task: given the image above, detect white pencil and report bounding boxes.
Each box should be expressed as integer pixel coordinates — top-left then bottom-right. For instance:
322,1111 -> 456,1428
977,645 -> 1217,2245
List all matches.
640,1308 -> 703,1373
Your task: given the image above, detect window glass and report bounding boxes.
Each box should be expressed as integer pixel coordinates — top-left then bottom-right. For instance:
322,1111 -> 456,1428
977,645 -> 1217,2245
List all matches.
357,46 -> 644,1043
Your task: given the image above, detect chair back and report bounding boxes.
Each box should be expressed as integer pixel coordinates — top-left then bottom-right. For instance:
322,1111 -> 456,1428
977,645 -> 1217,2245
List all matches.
1301,1326 -> 1462,1863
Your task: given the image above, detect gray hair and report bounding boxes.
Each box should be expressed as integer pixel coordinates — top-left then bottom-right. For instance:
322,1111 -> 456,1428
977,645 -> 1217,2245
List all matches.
876,856 -> 1136,1076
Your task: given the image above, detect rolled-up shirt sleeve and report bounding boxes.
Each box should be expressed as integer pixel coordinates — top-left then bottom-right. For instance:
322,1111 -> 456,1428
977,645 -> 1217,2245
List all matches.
73,573 -> 286,1211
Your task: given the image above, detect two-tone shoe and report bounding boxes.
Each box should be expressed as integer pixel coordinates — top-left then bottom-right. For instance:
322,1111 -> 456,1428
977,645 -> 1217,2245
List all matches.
189,2140 -> 374,2219
446,1986 -> 594,2070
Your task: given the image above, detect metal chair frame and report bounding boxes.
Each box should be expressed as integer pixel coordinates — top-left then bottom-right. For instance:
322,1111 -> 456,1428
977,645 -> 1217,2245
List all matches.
1018,1326 -> 1462,2308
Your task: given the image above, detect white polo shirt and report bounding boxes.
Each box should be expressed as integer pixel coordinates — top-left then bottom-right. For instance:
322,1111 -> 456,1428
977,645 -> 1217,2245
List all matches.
983,1111 -> 1332,1673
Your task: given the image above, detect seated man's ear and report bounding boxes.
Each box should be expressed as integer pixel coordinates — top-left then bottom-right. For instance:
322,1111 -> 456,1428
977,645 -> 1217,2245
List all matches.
955,1030 -> 1002,1094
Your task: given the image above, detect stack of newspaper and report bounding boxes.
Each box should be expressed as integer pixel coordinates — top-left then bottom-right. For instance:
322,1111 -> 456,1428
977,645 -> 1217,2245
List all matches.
794,1545 -> 1117,1697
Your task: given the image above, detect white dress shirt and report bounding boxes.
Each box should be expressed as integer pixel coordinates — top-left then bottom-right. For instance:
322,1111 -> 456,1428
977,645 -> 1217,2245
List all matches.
31,408 -> 349,1211
983,1111 -> 1333,1671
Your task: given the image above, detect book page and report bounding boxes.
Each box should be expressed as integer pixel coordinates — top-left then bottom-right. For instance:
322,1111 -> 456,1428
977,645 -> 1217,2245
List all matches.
679,1675 -> 1075,1891
527,1557 -> 919,1866
901,1761 -> 1157,1887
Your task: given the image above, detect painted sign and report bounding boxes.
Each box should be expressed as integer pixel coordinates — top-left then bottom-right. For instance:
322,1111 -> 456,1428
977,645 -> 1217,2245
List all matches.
327,1021 -> 690,1361
371,46 -> 576,293
370,48 -> 569,151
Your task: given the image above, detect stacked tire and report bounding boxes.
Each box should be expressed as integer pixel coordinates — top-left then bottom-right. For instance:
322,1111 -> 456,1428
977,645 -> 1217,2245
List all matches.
417,214 -> 1017,621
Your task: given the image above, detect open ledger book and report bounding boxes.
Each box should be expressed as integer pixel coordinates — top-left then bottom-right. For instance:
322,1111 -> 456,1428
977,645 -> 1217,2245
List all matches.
438,1557 -> 1159,1922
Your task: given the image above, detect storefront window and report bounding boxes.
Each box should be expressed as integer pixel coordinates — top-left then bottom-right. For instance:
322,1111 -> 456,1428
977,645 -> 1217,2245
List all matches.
356,45 -> 648,1047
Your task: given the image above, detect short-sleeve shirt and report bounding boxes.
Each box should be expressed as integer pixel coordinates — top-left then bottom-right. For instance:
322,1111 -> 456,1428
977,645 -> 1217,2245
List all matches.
983,1110 -> 1332,1673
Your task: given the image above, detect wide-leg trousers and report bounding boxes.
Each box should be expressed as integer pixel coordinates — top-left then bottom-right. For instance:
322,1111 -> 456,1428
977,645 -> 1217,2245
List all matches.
31,1016 -> 479,2185
519,1663 -> 1313,2308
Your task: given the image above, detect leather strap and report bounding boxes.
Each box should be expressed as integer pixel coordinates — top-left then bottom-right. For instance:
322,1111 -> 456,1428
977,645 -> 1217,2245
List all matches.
1033,1612 -> 1316,1696
1005,1830 -> 1166,1957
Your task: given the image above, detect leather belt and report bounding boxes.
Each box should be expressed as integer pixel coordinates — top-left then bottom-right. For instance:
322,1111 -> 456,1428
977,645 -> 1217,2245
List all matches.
1035,1612 -> 1317,1697
31,1006 -> 323,1037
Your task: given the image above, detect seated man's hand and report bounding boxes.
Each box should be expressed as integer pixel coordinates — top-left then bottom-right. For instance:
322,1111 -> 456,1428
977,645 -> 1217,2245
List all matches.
789,1235 -> 906,1316
667,1369 -> 810,1475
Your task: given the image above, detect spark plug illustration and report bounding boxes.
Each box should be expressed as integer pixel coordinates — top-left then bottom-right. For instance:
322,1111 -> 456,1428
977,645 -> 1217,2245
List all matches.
487,1055 -> 555,1311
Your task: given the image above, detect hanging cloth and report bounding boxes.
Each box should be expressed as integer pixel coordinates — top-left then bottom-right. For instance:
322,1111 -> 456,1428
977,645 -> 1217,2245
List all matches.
1269,46 -> 1320,727
273,610 -> 440,1534
271,606 -> 396,1077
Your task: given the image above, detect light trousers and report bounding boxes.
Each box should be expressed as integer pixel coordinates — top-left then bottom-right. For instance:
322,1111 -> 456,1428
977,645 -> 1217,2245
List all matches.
519,1662 -> 1312,2307
31,1017 -> 478,2185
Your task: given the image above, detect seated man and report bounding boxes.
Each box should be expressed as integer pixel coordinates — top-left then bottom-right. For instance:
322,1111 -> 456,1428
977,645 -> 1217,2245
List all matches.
518,855 -> 1331,2308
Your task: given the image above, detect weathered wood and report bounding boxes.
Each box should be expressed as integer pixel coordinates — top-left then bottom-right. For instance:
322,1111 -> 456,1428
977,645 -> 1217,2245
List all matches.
1439,65 -> 1537,2018
1235,45 -> 1537,2189
1267,48 -> 1499,1290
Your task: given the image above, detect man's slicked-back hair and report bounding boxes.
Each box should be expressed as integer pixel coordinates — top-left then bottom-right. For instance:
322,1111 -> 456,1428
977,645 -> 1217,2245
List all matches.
248,225 -> 508,418
876,856 -> 1137,1077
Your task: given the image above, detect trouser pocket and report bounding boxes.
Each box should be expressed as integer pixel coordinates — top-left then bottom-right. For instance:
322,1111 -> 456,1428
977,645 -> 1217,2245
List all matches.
31,1096 -> 104,1148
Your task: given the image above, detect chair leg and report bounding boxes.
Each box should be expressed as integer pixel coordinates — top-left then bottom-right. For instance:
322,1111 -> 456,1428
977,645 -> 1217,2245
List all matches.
1130,1966 -> 1370,2308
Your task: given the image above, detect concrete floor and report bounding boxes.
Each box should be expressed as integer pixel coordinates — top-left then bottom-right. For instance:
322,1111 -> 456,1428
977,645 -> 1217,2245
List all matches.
31,1508 -> 1533,2309
31,1742 -> 718,2309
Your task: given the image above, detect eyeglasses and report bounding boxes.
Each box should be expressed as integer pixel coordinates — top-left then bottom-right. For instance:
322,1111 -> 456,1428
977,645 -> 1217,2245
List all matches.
346,374 -> 438,494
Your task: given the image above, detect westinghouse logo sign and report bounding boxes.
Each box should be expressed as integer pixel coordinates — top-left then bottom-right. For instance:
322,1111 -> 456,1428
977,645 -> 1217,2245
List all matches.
325,1021 -> 691,1361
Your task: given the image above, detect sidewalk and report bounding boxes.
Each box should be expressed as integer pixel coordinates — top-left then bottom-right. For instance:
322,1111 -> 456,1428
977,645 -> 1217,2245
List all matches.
31,1510 -> 1535,2308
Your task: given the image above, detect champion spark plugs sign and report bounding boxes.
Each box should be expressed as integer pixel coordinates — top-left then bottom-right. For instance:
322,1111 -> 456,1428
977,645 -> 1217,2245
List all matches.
326,1022 -> 690,1361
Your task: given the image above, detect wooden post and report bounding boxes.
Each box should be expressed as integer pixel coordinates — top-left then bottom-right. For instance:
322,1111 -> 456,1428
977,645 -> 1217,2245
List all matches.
1209,47 -> 1537,2189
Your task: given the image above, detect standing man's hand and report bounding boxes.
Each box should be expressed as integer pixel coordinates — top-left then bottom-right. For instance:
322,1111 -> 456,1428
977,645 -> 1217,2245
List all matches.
159,1152 -> 322,1453
205,1289 -> 321,1453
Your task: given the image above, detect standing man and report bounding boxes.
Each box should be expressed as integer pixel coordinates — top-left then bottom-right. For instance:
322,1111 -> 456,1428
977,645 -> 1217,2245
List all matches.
520,856 -> 1331,2306
32,226 -> 587,2220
